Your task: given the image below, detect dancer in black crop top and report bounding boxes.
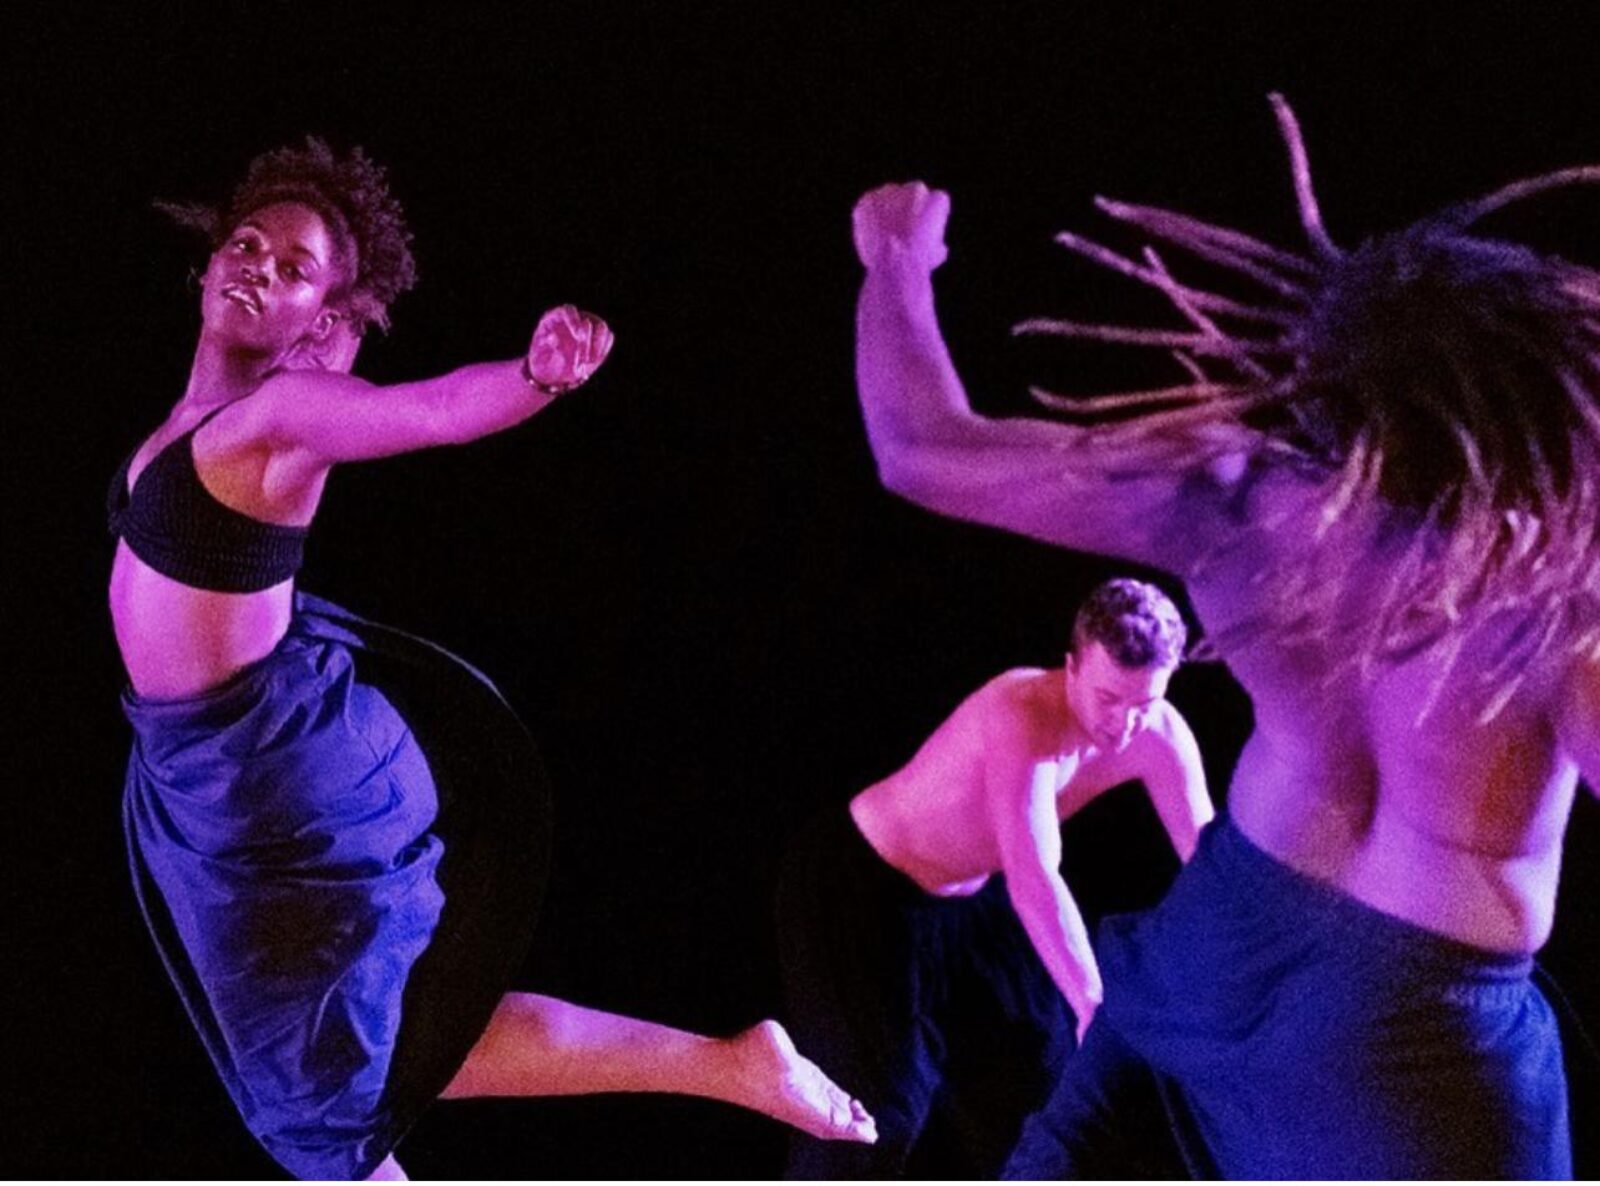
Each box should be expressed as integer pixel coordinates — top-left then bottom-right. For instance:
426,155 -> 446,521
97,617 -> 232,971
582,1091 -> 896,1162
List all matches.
111,139 -> 874,1181
108,406 -> 308,592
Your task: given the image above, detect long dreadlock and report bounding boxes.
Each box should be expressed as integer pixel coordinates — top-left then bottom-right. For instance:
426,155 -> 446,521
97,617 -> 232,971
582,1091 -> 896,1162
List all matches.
1016,95 -> 1600,720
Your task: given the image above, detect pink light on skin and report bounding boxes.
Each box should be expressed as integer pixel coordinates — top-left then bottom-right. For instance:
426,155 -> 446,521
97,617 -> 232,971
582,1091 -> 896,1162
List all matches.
1062,642 -> 1176,755
200,202 -> 342,358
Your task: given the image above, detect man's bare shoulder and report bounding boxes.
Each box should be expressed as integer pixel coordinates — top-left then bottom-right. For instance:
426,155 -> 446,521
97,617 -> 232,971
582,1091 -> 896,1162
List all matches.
1122,700 -> 1201,769
973,668 -> 1070,749
1148,698 -> 1197,738
979,667 -> 1060,715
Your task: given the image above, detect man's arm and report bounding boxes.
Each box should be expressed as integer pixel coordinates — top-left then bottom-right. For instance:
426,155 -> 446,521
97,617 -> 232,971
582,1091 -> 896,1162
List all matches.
854,183 -> 1228,575
1127,703 -> 1215,861
986,709 -> 1103,1042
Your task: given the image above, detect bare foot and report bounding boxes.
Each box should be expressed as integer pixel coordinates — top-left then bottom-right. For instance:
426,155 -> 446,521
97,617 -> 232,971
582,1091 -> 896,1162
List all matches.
365,1153 -> 409,1180
729,1020 -> 878,1144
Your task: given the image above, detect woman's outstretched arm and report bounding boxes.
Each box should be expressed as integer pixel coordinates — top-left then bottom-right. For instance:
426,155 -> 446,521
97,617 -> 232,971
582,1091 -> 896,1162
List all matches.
249,304 -> 614,467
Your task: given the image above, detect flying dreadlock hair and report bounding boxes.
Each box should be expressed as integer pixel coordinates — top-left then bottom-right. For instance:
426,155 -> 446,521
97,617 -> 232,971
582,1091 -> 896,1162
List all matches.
1015,95 -> 1600,721
158,137 -> 417,334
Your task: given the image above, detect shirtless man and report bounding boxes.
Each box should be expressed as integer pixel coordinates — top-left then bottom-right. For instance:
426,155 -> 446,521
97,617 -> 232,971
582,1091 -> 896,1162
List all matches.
849,97 -> 1598,1177
777,578 -> 1212,1178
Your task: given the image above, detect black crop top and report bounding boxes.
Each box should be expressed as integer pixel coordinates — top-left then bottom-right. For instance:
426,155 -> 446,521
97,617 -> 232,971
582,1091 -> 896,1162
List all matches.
107,409 -> 308,592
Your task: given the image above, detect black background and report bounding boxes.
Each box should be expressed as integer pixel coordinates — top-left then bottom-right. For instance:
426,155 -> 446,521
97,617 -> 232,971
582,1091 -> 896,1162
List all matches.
7,3 -> 1598,1177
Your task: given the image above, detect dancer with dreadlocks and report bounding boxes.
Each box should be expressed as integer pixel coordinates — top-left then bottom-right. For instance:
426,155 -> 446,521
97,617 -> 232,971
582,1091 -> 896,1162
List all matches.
850,95 -> 1597,1178
111,138 -> 874,1181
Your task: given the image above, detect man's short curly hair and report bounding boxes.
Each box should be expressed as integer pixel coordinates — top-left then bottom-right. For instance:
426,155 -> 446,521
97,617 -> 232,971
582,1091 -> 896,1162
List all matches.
1071,578 -> 1188,670
159,137 -> 417,333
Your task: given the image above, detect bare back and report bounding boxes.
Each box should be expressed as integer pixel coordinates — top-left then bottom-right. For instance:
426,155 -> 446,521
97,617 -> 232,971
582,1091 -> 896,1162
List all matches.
1187,470 -> 1587,953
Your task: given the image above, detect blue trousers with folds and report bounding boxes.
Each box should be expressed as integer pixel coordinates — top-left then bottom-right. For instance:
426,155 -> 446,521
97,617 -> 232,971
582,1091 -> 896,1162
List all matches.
1003,817 -> 1572,1180
124,594 -> 548,1180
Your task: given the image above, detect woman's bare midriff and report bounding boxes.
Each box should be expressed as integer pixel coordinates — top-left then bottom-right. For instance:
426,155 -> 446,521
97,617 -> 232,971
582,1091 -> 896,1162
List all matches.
109,542 -> 294,699
110,401 -> 325,700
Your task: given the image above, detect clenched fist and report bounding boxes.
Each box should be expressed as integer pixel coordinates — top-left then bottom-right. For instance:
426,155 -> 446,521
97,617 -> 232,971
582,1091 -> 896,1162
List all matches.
852,182 -> 951,272
526,304 -> 615,394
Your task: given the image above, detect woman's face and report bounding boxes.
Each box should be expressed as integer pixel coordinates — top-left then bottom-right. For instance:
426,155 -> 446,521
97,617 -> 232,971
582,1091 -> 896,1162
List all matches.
201,201 -> 344,353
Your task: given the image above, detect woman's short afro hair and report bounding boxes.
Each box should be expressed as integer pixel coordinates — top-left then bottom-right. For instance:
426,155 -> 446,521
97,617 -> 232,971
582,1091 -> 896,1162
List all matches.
159,137 -> 417,333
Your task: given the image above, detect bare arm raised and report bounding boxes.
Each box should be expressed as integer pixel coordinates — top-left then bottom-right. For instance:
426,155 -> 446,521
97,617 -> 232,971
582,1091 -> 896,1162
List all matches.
246,304 -> 613,482
854,183 -> 1229,576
